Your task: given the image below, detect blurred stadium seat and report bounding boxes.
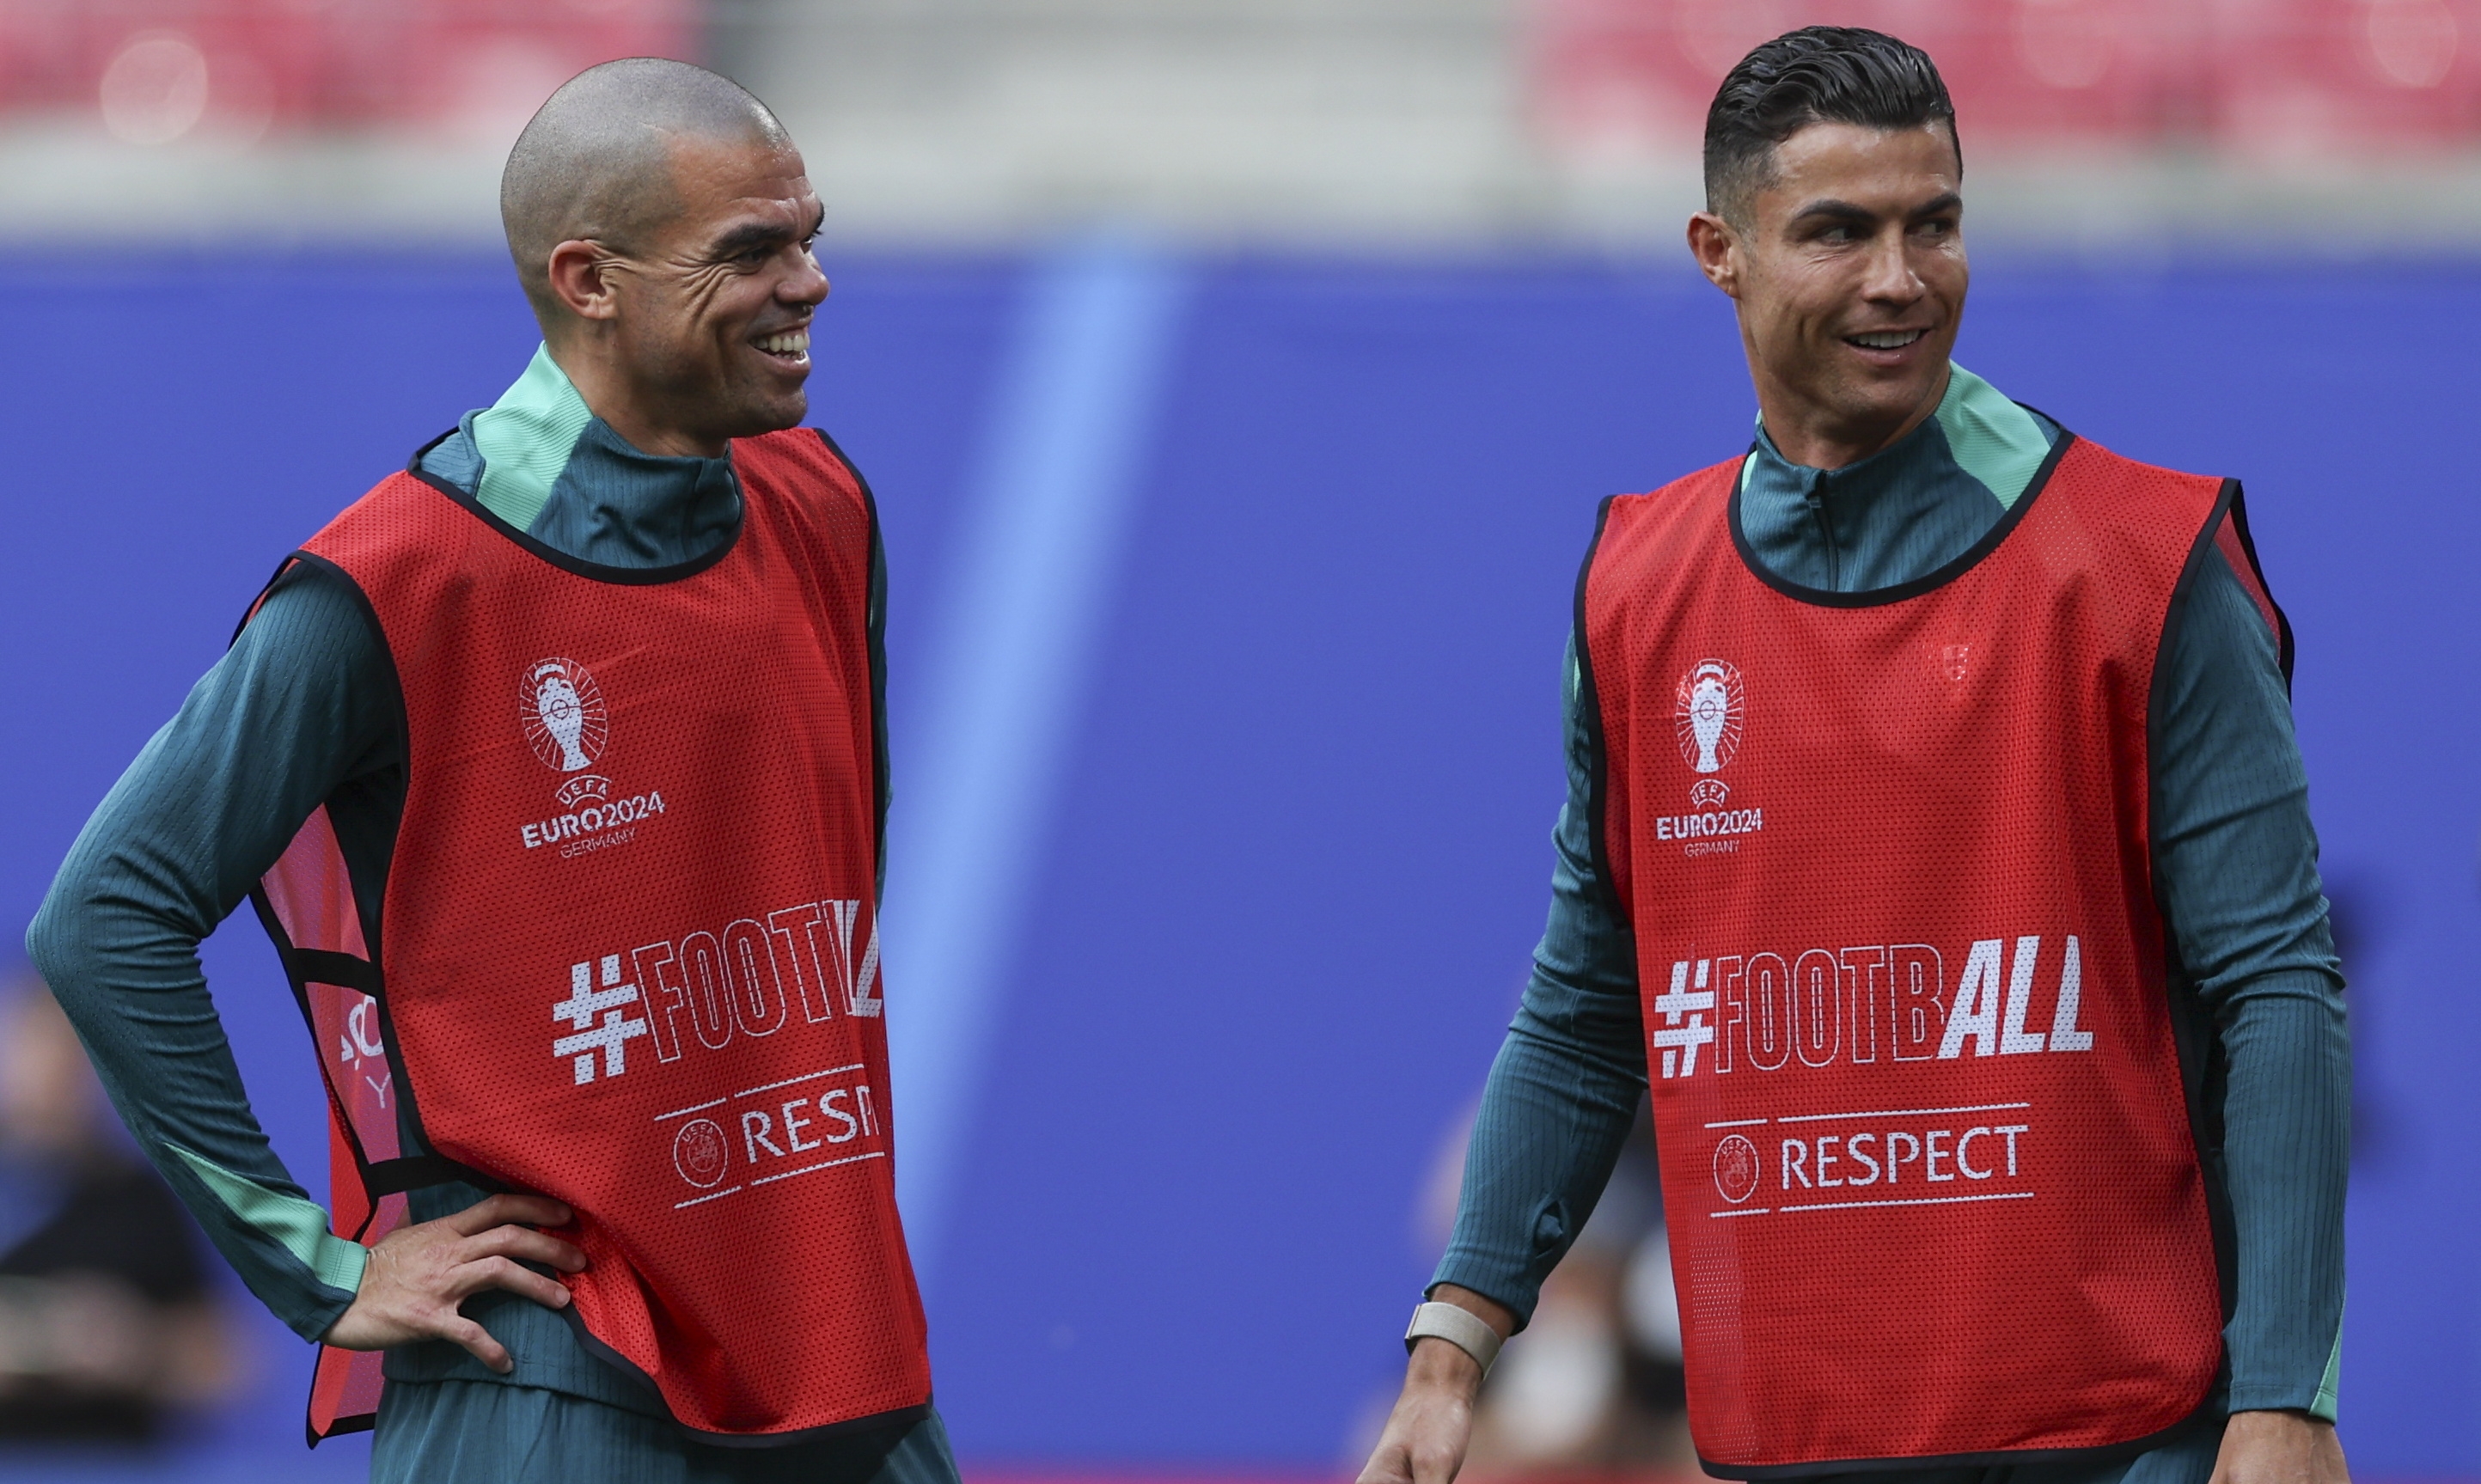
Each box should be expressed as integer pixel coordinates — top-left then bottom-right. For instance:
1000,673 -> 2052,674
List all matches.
0,0 -> 694,144
1532,0 -> 2481,154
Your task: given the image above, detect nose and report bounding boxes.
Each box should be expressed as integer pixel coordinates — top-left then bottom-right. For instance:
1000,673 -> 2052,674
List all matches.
1860,228 -> 1923,305
784,248 -> 830,309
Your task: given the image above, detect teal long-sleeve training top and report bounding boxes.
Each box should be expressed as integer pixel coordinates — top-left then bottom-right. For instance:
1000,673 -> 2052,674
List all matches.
1430,366 -> 2350,1432
25,346 -> 794,1416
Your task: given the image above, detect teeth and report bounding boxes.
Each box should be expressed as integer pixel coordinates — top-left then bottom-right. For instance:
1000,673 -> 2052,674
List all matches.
1850,330 -> 1924,349
759,331 -> 810,356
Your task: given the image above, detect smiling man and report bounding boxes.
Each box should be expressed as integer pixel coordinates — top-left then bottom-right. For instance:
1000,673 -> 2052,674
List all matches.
1361,27 -> 2348,1484
28,59 -> 956,1481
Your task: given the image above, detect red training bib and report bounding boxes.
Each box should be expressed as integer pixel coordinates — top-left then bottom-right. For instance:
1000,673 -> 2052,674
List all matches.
1580,433 -> 2286,1475
249,428 -> 929,1444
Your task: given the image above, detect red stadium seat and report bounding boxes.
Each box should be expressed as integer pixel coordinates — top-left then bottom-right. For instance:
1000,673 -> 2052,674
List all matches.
0,0 -> 696,135
1527,0 -> 2481,156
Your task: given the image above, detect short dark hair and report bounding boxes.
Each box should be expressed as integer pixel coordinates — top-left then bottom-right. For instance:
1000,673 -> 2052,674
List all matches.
1703,27 -> 1957,225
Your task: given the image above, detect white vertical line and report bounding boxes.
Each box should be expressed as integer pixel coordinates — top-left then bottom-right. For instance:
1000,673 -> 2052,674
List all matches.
880,235 -> 1189,1286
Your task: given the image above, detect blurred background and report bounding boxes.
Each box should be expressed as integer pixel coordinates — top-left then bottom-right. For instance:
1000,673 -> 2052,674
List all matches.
2,0 -> 2478,1479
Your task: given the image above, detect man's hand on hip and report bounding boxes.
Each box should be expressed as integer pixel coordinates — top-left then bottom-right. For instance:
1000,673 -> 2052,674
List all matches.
2209,1410 -> 2350,1484
1355,1286 -> 1512,1484
321,1193 -> 586,1374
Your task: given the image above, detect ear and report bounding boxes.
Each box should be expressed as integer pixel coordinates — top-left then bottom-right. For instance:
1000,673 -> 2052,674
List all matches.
545,240 -> 622,323
1687,211 -> 1742,300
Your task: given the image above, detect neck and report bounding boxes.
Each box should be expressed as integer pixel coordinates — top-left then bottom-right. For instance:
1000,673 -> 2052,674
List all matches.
546,339 -> 727,460
1752,361 -> 1951,471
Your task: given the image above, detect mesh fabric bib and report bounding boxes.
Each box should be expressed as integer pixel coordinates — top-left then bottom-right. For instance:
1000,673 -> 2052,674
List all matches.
248,428 -> 930,1444
1580,432 -> 2287,1475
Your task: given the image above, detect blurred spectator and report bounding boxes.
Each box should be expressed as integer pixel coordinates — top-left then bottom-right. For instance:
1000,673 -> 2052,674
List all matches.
0,968 -> 236,1444
1418,1094 -> 1693,1475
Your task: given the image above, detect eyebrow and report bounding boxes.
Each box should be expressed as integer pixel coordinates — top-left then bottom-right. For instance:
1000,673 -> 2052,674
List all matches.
1790,198 -> 1877,227
1788,191 -> 1963,228
707,203 -> 824,261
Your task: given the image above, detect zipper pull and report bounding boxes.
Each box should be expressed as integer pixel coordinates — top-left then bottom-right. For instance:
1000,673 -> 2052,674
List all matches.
1805,473 -> 1837,587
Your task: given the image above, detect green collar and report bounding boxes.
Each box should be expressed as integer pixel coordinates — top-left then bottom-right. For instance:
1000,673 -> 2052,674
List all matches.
1746,361 -> 2053,510
1933,363 -> 2052,510
470,344 -> 595,532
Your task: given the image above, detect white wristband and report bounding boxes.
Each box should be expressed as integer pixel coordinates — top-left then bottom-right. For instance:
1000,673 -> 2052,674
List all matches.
1404,1299 -> 1504,1375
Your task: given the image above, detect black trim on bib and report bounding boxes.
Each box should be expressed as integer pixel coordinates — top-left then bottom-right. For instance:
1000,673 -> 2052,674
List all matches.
1727,430 -> 2078,609
312,1411 -> 375,1444
363,1155 -> 499,1199
1700,1404 -> 2221,1480
553,1305 -> 934,1449
1570,493 -> 1629,934
2151,473 -> 2261,1345
236,550 -> 445,1187
403,431 -> 747,588
286,950 -> 379,994
257,551 -> 441,1172
814,427 -> 895,901
2160,479 -> 2251,680
2218,480 -> 2295,688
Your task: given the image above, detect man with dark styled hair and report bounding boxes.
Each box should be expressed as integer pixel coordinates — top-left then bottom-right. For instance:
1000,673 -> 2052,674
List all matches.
1360,26 -> 2348,1484
30,58 -> 958,1481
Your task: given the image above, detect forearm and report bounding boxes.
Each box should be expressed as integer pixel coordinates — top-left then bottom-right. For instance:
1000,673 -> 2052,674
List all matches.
1430,996 -> 1646,1324
1430,633 -> 1651,1323
2148,543 -> 2349,1420
29,800 -> 364,1341
2220,980 -> 2349,1417
25,573 -> 394,1340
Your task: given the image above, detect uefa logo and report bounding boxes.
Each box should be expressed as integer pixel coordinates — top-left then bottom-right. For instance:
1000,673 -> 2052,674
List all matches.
1675,658 -> 1745,774
1713,1133 -> 1760,1205
522,657 -> 609,774
674,1118 -> 730,1188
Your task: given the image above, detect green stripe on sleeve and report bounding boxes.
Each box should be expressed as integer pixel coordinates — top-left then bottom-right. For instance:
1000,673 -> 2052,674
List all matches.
166,1142 -> 368,1296
2313,1308 -> 2343,1421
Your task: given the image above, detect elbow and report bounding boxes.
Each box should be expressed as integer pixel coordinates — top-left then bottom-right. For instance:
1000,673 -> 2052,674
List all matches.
25,891 -> 68,983
23,870 -> 99,1011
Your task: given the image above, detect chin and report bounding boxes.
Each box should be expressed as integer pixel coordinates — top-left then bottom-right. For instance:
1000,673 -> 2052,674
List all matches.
1845,374 -> 1941,424
728,394 -> 810,439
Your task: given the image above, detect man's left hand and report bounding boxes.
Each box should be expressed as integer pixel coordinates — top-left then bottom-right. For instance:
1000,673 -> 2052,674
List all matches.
2210,1410 -> 2349,1484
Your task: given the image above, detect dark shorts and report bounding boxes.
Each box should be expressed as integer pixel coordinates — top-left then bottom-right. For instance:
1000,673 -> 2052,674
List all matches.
370,1381 -> 959,1484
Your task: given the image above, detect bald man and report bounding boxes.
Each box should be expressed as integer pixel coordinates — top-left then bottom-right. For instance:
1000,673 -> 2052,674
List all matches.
28,60 -> 959,1481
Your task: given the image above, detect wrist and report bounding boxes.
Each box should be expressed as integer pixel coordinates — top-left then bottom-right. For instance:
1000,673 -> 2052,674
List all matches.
1404,1334 -> 1483,1395
1406,1297 -> 1506,1373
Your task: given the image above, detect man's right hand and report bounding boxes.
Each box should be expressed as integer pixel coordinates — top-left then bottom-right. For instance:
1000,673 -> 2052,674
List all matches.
321,1193 -> 585,1375
1356,1286 -> 1513,1484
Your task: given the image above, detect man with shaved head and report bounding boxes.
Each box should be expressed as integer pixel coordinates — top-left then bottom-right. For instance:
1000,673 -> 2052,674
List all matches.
30,58 -> 961,1481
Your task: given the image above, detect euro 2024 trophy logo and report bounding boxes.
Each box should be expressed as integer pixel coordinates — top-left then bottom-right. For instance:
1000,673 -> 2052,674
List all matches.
1674,658 -> 1745,820
1676,658 -> 1745,777
522,658 -> 612,809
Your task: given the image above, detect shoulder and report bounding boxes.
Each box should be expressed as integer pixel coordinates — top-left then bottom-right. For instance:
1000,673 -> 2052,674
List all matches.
731,430 -> 878,574
1615,455 -> 1745,514
2021,436 -> 2239,583
245,558 -> 382,648
301,468 -> 480,577
2047,434 -> 2225,505
733,427 -> 870,511
1591,454 -> 1745,567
